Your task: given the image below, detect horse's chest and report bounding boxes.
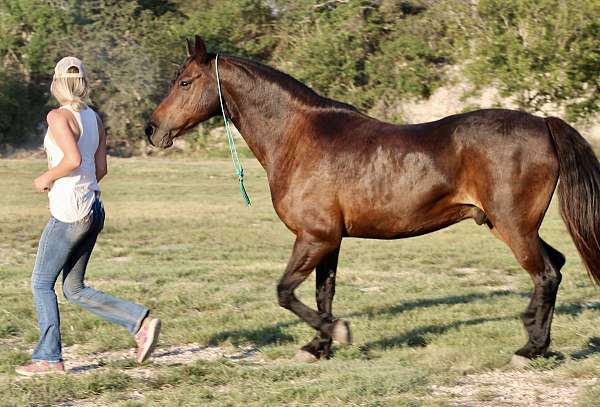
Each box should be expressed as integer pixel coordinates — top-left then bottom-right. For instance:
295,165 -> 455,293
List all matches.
268,175 -> 342,237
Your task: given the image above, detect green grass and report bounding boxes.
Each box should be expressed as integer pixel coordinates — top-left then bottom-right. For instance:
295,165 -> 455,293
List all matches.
1,158 -> 599,406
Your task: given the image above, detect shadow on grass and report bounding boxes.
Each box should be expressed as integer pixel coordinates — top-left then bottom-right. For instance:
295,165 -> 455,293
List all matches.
343,290 -> 528,320
209,291 -> 600,349
208,290 -> 525,347
571,337 -> 600,360
209,323 -> 296,347
362,315 -> 517,350
555,302 -> 600,316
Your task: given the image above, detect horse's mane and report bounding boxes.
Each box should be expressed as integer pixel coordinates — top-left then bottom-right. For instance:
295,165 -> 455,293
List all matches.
217,54 -> 360,113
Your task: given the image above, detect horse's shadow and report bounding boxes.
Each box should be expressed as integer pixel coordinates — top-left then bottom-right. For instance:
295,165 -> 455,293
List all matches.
555,302 -> 600,316
208,290 -> 523,347
345,290 -> 527,320
363,315 -> 516,350
571,336 -> 600,360
208,291 -> 600,352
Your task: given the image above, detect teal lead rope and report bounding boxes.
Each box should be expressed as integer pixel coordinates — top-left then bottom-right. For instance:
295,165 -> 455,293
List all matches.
215,53 -> 251,206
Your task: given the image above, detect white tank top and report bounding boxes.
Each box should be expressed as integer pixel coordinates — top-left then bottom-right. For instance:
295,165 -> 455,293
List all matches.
44,105 -> 100,223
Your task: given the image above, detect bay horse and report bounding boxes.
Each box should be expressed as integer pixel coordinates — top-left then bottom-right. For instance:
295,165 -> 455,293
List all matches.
146,36 -> 600,363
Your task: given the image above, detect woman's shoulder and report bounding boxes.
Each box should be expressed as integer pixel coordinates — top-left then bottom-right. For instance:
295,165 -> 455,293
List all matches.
46,108 -> 80,138
46,108 -> 72,126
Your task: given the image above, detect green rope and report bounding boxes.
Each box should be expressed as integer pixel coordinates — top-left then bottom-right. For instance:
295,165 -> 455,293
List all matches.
215,53 -> 251,206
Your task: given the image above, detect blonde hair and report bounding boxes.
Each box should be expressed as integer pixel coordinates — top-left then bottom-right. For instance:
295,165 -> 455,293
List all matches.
50,66 -> 90,112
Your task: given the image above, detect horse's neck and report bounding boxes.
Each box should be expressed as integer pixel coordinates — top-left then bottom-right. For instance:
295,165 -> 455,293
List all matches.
218,59 -> 293,171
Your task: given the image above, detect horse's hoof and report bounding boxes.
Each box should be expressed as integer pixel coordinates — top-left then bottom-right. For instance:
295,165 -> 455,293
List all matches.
510,354 -> 531,369
294,349 -> 318,363
331,319 -> 351,345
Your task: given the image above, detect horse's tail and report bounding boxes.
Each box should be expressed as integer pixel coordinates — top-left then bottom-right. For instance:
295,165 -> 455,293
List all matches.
546,117 -> 600,285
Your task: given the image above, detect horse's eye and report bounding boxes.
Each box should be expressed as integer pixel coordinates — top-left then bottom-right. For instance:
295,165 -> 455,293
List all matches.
179,80 -> 191,88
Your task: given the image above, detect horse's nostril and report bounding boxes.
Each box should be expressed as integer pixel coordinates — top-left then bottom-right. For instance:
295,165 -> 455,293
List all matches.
145,124 -> 155,137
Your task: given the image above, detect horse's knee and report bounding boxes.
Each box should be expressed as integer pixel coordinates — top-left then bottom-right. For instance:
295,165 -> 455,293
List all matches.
277,283 -> 292,309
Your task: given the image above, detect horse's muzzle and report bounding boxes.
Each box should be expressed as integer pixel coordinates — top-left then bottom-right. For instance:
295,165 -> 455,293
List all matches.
145,123 -> 173,148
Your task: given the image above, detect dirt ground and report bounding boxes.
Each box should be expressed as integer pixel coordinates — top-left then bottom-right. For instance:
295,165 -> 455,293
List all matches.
30,343 -> 595,406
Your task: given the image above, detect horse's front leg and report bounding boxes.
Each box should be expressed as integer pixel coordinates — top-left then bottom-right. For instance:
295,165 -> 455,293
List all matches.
277,237 -> 350,360
294,246 -> 340,362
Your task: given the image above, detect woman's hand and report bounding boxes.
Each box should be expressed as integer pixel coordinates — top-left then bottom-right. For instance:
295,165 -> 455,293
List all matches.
34,173 -> 52,192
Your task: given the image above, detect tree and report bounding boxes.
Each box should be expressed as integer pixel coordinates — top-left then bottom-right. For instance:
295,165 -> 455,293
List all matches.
464,0 -> 600,121
0,0 -> 598,152
70,1 -> 178,149
177,0 -> 276,59
0,68 -> 45,148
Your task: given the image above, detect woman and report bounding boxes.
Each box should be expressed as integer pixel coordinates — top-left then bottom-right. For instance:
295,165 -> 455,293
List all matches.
15,57 -> 160,376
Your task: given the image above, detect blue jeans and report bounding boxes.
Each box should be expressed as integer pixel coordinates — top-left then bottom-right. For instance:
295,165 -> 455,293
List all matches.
31,197 -> 149,362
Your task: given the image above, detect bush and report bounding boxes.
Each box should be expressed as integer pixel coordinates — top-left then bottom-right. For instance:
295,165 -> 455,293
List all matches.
0,69 -> 46,150
464,0 -> 600,121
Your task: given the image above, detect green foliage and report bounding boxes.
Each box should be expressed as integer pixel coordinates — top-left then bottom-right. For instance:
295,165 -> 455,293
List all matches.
0,0 -> 78,77
365,1 -> 455,111
179,0 -> 276,59
71,0 -> 180,147
464,0 -> 600,121
527,354 -> 564,370
0,0 -> 598,152
0,0 -> 78,149
272,1 -> 380,108
0,68 -> 45,148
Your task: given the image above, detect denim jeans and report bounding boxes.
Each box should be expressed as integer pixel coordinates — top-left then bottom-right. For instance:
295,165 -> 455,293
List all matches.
31,197 -> 149,362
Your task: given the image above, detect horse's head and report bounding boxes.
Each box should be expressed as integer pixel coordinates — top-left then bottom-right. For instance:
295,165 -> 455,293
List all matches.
145,36 -> 219,148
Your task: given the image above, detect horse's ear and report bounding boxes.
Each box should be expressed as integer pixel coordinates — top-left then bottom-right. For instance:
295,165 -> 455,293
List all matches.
186,38 -> 194,57
193,35 -> 208,63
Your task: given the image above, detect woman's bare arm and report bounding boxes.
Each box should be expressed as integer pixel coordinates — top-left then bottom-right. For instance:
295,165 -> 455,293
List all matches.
34,110 -> 81,192
95,114 -> 108,182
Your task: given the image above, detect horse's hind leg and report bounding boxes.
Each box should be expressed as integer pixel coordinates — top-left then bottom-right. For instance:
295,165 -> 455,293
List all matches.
515,237 -> 564,358
494,228 -> 564,359
295,246 -> 340,362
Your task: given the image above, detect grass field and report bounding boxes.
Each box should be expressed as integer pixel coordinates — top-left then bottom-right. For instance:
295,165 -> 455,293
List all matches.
1,158 -> 599,406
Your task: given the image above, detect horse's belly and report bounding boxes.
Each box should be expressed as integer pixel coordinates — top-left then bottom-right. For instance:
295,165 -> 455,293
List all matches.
335,144 -> 467,238
345,208 -> 470,239
343,203 -> 470,239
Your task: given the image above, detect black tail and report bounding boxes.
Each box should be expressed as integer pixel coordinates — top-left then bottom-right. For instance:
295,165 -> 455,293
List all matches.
546,117 -> 600,285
